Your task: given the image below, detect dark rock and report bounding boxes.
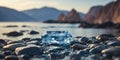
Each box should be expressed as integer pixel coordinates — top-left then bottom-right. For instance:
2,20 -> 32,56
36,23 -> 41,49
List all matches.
70,54 -> 80,60
4,25 -> 18,28
89,45 -> 107,54
70,40 -> 86,45
5,55 -> 18,60
3,31 -> 23,37
50,52 -> 65,59
75,36 -> 82,39
79,37 -> 92,43
18,54 -> 30,60
78,50 -> 89,56
26,41 -> 40,45
22,25 -> 30,27
22,38 -> 31,42
96,34 -> 114,41
102,47 -> 120,56
7,40 -> 23,44
88,44 -> 99,48
15,45 -> 44,56
3,43 -> 26,50
46,47 -> 65,54
29,30 -> 39,35
71,44 -> 87,51
107,41 -> 120,46
90,54 -> 101,60
0,39 -> 6,45
93,40 -> 101,44
0,53 -> 5,59
3,51 -> 12,56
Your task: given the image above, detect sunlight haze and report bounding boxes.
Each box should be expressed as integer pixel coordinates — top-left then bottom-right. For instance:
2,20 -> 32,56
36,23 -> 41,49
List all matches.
0,0 -> 115,13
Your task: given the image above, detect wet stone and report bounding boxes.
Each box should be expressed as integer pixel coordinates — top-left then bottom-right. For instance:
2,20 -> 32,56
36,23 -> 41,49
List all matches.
0,39 -> 6,45
78,37 -> 91,43
96,34 -> 114,41
50,52 -> 66,59
22,38 -> 31,42
3,31 -> 23,37
46,47 -> 65,53
90,54 -> 102,60
5,55 -> 18,60
88,44 -> 100,48
71,44 -> 87,51
0,53 -> 5,59
18,54 -> 30,60
102,47 -> 120,56
29,30 -> 39,35
70,41 -> 81,45
4,25 -> 18,28
89,45 -> 107,54
7,40 -> 24,44
3,43 -> 26,50
15,45 -> 44,56
3,51 -> 13,56
107,41 -> 120,46
70,54 -> 80,60
78,50 -> 89,56
26,40 -> 40,45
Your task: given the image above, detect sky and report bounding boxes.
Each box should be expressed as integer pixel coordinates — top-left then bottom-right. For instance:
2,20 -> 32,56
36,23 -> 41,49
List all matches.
0,0 -> 116,13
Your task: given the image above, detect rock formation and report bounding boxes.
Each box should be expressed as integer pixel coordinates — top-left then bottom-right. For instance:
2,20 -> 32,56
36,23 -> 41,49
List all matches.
57,9 -> 81,22
84,0 -> 120,24
83,6 -> 103,23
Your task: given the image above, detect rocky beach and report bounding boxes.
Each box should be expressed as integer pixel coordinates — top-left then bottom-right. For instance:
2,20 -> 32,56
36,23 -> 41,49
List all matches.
0,22 -> 119,60
0,0 -> 120,60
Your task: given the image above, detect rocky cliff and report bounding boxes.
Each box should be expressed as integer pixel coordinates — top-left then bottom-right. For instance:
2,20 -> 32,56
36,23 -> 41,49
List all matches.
84,0 -> 120,24
57,9 -> 81,22
83,6 -> 103,23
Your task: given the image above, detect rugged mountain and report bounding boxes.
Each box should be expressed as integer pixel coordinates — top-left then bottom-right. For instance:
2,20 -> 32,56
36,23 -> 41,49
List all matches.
22,7 -> 84,21
84,0 -> 120,24
57,9 -> 82,22
0,7 -> 34,21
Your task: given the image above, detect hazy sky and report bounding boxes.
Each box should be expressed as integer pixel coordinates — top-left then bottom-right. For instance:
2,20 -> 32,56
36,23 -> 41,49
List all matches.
0,0 -> 115,13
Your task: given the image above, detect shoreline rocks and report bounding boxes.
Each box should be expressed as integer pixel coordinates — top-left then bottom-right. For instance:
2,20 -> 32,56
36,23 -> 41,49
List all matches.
0,32 -> 120,60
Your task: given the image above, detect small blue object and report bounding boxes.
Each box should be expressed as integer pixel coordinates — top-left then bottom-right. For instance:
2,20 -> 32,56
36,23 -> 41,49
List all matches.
42,31 -> 73,45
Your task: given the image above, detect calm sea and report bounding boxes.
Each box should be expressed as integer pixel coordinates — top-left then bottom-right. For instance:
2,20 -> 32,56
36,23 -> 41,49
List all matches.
0,22 -> 118,40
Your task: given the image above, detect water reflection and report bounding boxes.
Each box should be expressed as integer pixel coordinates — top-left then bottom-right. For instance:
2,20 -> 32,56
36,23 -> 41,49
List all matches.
0,22 -> 118,40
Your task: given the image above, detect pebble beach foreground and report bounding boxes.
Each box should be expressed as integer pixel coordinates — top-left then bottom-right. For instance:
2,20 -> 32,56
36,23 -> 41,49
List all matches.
0,30 -> 120,60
